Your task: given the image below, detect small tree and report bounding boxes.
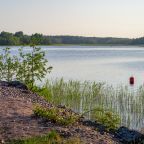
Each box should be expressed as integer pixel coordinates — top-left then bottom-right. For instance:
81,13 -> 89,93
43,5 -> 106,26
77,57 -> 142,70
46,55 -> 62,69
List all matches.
22,46 -> 52,89
0,48 -> 17,82
0,46 -> 52,88
16,35 -> 52,89
16,48 -> 28,83
0,36 -> 52,88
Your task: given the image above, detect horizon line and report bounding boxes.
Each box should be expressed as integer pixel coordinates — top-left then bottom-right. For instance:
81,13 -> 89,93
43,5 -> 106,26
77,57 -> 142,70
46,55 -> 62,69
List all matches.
1,31 -> 144,39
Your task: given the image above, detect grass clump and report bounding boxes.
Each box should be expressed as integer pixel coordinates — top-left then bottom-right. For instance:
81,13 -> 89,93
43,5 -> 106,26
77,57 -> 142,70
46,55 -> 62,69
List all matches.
8,131 -> 82,144
8,130 -> 61,144
90,107 -> 121,131
33,105 -> 80,126
9,135 -> 82,144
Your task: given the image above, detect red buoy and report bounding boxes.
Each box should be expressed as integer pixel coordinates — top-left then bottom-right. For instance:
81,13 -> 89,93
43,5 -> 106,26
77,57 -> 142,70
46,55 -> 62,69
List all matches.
129,76 -> 134,85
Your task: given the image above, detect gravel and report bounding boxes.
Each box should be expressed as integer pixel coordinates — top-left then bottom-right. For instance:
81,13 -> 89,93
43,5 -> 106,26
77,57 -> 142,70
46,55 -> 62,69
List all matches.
0,82 -> 119,144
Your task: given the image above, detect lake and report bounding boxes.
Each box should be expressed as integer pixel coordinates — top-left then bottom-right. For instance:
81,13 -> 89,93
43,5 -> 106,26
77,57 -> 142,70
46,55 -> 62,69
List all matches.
44,45 -> 144,87
2,45 -> 144,86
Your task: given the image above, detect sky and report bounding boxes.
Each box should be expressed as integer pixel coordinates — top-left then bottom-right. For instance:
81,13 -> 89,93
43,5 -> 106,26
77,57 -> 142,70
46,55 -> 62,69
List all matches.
0,0 -> 144,38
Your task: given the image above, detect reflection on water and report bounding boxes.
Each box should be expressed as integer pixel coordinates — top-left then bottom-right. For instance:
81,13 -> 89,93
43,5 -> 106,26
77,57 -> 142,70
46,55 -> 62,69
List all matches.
44,46 -> 144,86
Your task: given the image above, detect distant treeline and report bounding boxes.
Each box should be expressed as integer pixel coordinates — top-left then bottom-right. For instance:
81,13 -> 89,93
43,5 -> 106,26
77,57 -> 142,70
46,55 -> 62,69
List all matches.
0,31 -> 144,45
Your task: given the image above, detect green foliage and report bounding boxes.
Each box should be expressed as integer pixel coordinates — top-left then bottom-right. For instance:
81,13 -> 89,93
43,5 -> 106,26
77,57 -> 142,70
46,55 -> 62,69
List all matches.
16,46 -> 52,88
8,130 -> 62,144
0,46 -> 52,88
31,83 -> 52,102
36,79 -> 144,130
1,31 -> 144,45
33,105 -> 80,126
8,131 -> 82,144
91,107 -> 121,130
0,31 -> 20,45
0,31 -> 51,45
32,79 -> 121,130
0,47 -> 18,81
0,53 -> 3,80
31,79 -> 104,112
31,33 -> 43,45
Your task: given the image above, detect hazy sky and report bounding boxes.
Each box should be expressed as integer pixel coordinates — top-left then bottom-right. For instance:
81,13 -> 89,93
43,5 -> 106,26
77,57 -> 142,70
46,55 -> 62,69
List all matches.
0,0 -> 144,38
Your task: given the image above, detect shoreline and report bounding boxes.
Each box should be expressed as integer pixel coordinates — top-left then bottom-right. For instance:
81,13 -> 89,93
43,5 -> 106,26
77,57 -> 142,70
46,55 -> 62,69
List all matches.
0,44 -> 144,47
0,81 -> 144,143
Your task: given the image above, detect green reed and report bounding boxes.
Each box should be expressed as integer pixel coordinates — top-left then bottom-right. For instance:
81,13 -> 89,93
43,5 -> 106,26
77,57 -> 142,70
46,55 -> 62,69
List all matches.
35,79 -> 144,130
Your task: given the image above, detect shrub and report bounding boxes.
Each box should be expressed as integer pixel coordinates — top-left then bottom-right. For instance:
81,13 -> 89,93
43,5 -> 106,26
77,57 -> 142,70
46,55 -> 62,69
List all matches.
91,107 -> 121,130
16,46 -> 52,89
0,47 -> 18,82
33,105 -> 80,126
0,46 -> 52,89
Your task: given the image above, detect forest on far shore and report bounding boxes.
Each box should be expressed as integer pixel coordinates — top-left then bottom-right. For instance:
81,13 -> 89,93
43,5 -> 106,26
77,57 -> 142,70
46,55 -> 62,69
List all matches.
0,31 -> 144,46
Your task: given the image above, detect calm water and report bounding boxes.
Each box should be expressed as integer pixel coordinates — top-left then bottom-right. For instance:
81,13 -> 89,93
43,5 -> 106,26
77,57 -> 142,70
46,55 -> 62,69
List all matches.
2,45 -> 144,86
44,46 -> 144,86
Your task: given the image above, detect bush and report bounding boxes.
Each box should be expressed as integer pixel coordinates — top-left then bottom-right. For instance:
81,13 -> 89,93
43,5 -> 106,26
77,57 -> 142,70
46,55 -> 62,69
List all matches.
0,46 -> 52,89
33,105 -> 80,126
91,107 -> 121,130
0,47 -> 18,82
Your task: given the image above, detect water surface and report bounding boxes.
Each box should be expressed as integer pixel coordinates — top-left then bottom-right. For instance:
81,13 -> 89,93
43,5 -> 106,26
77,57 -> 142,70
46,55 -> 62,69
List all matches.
43,46 -> 144,87
2,45 -> 144,86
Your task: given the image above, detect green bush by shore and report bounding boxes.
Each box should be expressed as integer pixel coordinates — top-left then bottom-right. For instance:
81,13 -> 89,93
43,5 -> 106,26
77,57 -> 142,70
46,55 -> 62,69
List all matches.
33,105 -> 80,126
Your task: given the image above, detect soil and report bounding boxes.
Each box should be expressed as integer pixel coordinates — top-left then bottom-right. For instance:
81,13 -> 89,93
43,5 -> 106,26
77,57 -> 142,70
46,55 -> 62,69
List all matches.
0,83 -> 118,144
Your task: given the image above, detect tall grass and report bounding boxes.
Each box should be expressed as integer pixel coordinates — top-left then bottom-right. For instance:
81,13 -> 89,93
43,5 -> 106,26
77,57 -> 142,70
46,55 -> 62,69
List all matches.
35,78 -> 144,130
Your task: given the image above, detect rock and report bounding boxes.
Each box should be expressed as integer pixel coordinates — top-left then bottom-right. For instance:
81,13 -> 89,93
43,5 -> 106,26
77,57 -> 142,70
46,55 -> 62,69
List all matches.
82,120 -> 107,134
0,81 -> 28,90
82,120 -> 144,143
0,81 -> 9,87
1,139 -> 5,144
114,126 -> 144,143
57,105 -> 66,109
